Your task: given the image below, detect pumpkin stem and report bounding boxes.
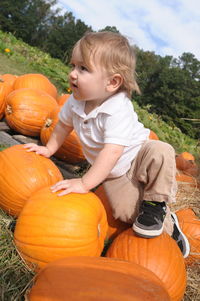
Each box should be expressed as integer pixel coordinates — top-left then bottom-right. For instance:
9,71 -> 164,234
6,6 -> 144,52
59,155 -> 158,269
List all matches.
45,118 -> 52,128
6,104 -> 12,114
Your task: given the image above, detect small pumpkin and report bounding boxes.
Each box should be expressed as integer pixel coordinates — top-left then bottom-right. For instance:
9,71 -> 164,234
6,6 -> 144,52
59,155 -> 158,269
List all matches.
106,228 -> 186,301
176,172 -> 198,188
176,208 -> 200,265
149,130 -> 159,140
57,93 -> 71,106
14,187 -> 108,270
27,256 -> 170,301
40,106 -> 85,164
13,73 -> 57,99
175,152 -> 197,176
0,144 -> 63,216
94,184 -> 130,240
5,88 -> 58,136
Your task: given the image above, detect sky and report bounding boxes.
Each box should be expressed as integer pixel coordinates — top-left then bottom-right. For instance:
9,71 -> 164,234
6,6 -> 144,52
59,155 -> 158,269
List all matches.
55,0 -> 200,60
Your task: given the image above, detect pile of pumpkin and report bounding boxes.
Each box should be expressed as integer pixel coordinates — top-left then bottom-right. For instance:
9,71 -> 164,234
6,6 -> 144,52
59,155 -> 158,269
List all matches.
0,73 -> 199,301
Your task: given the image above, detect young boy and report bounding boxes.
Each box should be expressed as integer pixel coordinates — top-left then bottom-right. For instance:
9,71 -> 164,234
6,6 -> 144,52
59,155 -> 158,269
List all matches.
24,31 -> 190,257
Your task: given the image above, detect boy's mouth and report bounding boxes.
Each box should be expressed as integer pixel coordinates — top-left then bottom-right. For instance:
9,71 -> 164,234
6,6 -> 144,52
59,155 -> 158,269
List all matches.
71,82 -> 78,88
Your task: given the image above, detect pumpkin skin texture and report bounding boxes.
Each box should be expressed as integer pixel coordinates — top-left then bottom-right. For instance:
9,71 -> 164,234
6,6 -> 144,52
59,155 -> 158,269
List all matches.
27,256 -> 170,301
40,106 -> 85,164
0,75 -> 15,119
13,73 -> 57,99
106,228 -> 186,301
94,185 -> 130,240
14,188 -> 108,270
5,88 -> 58,136
0,145 -> 63,216
176,208 -> 200,265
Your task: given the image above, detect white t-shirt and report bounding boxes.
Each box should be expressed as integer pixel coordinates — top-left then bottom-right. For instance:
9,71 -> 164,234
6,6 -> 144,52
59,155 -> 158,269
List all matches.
59,92 -> 150,178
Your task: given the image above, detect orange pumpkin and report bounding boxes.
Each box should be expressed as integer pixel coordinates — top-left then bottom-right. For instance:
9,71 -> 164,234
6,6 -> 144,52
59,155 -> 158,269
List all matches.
149,130 -> 159,140
13,73 -> 57,99
14,187 -> 108,270
57,93 -> 70,106
176,172 -> 198,188
0,144 -> 63,216
27,256 -> 170,301
106,228 -> 186,301
0,75 -> 15,119
5,88 -> 58,136
40,106 -> 85,164
94,185 -> 130,240
176,208 -> 200,265
175,152 -> 197,176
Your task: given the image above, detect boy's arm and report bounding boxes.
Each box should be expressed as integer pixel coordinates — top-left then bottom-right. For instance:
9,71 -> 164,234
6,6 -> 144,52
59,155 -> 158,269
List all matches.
46,120 -> 73,155
82,143 -> 124,190
51,143 -> 125,195
24,120 -> 73,157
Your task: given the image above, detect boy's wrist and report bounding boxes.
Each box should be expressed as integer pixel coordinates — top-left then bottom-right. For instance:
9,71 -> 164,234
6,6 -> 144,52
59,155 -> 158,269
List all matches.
81,177 -> 93,192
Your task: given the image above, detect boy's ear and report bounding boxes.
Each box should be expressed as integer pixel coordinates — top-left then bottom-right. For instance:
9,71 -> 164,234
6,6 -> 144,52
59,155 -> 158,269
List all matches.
106,74 -> 123,92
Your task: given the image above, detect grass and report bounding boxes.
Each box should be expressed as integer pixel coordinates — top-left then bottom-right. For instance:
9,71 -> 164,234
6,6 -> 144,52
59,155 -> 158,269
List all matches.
0,210 -> 35,301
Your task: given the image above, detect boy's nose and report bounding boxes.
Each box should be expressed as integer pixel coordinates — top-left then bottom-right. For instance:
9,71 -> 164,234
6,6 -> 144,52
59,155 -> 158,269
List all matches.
69,69 -> 77,79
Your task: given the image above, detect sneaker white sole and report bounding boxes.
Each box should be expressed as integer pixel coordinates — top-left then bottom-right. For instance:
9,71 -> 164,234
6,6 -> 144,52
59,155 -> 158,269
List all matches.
132,223 -> 164,238
171,212 -> 190,258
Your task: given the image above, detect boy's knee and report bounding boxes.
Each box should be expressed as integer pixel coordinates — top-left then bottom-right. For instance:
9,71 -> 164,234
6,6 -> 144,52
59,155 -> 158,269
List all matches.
147,140 -> 175,158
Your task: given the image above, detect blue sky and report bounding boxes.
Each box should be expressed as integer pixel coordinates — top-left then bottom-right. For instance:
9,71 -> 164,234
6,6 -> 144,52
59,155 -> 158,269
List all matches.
56,0 -> 200,60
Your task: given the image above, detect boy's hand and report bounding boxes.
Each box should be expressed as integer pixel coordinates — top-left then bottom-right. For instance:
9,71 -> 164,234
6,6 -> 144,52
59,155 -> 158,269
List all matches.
23,143 -> 52,158
51,178 -> 89,196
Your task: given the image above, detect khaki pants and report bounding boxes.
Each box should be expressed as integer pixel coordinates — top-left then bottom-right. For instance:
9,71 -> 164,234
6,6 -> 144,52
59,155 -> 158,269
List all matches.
103,140 -> 177,235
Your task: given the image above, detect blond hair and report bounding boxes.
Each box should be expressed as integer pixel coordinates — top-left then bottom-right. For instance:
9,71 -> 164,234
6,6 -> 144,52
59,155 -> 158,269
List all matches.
72,31 -> 140,98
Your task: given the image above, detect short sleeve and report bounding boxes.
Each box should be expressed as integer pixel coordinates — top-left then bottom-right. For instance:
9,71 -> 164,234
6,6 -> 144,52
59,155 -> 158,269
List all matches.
103,102 -> 140,146
59,96 -> 73,127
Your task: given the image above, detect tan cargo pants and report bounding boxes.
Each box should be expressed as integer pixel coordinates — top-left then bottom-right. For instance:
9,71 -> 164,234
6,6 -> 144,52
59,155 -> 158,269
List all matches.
103,140 -> 177,235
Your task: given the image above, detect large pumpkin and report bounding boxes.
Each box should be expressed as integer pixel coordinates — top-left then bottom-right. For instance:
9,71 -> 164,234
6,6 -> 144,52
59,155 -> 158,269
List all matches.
94,185 -> 130,240
40,106 -> 85,164
106,228 -> 186,301
0,144 -> 63,216
5,88 -> 58,136
176,208 -> 200,265
27,256 -> 170,301
13,73 -> 57,99
14,187 -> 108,270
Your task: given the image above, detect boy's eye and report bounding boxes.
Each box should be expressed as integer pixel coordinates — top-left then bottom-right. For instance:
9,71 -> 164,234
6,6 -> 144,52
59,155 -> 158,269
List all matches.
80,65 -> 88,71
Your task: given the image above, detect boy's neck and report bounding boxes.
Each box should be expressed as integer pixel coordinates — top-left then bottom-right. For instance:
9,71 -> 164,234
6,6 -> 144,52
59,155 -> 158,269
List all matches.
84,91 -> 118,115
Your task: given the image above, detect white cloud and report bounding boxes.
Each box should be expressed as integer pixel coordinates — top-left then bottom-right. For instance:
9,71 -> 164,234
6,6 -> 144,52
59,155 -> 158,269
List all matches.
58,0 -> 200,60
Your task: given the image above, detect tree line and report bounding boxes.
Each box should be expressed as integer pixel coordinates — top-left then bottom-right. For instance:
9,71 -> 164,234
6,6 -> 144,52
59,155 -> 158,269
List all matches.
0,0 -> 199,139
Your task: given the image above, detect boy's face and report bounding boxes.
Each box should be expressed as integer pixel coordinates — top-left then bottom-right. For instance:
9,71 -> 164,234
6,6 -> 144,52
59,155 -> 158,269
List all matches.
69,46 -> 111,103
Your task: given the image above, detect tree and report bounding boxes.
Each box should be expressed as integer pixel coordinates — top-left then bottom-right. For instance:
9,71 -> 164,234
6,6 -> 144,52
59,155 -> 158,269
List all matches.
0,0 -> 59,44
135,49 -> 200,139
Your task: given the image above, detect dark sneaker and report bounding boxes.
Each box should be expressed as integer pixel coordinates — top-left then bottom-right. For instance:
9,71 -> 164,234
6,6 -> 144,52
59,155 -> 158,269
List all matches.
171,212 -> 190,258
133,200 -> 167,238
